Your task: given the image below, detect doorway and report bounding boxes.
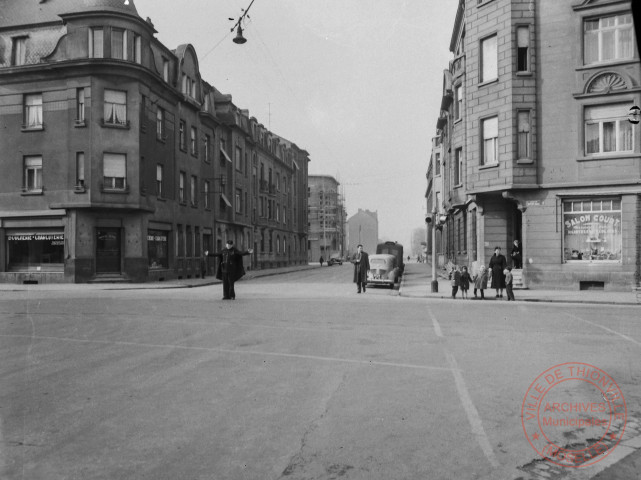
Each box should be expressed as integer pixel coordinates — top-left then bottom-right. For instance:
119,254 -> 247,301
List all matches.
96,228 -> 121,273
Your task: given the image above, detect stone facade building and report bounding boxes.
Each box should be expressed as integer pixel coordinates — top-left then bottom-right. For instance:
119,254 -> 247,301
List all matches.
307,175 -> 345,262
427,0 -> 640,291
0,0 -> 309,283
347,209 -> 379,257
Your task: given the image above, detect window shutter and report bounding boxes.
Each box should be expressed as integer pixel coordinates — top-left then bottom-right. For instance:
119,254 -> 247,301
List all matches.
104,154 -> 126,177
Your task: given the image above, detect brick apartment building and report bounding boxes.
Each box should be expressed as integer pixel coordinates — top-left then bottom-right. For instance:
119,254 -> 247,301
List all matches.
426,0 -> 640,291
0,0 -> 309,283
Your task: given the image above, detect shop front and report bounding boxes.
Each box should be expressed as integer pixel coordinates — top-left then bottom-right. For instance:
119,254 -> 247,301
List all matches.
6,231 -> 65,272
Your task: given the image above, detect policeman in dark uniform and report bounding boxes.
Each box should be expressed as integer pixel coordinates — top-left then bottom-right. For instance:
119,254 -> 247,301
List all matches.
205,240 -> 253,300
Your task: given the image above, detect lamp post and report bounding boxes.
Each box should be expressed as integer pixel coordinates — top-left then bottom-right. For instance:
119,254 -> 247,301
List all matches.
426,211 -> 447,293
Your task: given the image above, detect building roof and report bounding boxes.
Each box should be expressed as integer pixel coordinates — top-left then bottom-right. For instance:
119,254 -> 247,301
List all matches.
0,0 -> 140,28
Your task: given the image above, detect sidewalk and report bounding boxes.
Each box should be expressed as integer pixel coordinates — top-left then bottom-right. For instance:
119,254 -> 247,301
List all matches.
0,264 -> 320,291
399,262 -> 641,306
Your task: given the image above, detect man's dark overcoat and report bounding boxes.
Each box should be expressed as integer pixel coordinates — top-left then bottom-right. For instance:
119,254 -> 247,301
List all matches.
352,251 -> 370,283
208,247 -> 250,282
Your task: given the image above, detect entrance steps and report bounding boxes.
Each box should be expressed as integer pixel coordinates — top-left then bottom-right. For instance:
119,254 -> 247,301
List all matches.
88,273 -> 132,284
512,269 -> 526,289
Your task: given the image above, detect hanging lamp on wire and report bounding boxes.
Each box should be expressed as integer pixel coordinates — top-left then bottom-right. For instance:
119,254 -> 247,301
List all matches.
229,0 -> 256,45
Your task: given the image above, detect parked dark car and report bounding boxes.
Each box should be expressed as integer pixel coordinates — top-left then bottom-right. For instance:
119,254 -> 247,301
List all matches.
327,256 -> 343,266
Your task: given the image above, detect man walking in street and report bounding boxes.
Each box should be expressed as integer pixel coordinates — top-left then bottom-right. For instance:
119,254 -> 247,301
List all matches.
351,244 -> 370,293
205,240 -> 253,300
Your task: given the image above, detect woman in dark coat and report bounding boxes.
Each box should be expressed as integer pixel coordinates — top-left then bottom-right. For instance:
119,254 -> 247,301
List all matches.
488,246 -> 507,298
510,240 -> 522,269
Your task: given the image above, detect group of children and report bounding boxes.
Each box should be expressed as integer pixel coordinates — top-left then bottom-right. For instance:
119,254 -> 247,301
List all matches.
449,265 -> 516,300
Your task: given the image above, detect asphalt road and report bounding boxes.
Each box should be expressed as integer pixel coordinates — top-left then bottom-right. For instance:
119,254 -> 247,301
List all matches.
1,266 -> 639,480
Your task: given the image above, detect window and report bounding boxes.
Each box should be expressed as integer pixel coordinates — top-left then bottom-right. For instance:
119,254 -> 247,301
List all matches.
76,152 -> 85,187
454,84 -> 463,120
162,57 -> 169,81
481,34 -> 498,83
236,189 -> 242,213
103,153 -> 126,190
190,127 -> 197,155
156,107 -> 165,139
12,36 -> 27,65
111,28 -> 127,60
179,172 -> 186,203
517,110 -> 531,159
148,230 -> 168,269
204,134 -> 211,162
6,231 -> 64,270
24,155 -> 42,192
104,89 -> 127,126
24,93 -> 42,128
563,198 -> 622,262
584,13 -> 634,65
190,175 -> 197,206
133,34 -> 142,63
89,27 -> 104,58
156,164 -> 163,197
435,152 -> 441,176
204,180 -> 210,209
455,148 -> 463,185
585,104 -> 633,155
517,26 -> 530,72
482,116 -> 499,165
76,88 -> 85,123
179,121 -> 186,150
235,146 -> 242,171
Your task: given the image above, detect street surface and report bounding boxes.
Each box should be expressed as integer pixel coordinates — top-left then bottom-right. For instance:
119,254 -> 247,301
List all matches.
1,265 -> 640,480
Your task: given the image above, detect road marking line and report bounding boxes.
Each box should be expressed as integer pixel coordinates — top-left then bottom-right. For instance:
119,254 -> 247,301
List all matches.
0,334 -> 456,373
444,350 -> 500,468
428,310 -> 443,338
427,307 -> 500,468
565,313 -> 641,347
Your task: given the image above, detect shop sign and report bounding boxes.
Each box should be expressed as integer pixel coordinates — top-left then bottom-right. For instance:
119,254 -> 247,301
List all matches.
8,233 -> 64,244
147,234 -> 168,242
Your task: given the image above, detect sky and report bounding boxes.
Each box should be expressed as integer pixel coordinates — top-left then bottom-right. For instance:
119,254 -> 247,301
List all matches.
132,0 -> 459,248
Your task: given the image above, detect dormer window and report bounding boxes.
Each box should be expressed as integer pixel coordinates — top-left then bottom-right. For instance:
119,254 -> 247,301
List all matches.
12,36 -> 27,65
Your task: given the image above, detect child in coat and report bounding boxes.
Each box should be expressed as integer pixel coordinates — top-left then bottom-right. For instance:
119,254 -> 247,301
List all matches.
505,266 -> 515,301
450,266 -> 461,299
459,266 -> 472,299
473,265 -> 489,299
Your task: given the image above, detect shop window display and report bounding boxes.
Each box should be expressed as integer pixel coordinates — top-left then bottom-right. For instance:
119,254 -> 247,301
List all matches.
563,198 -> 621,262
7,232 -> 64,270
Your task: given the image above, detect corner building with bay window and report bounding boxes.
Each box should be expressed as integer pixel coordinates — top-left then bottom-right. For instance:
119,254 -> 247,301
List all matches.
427,0 -> 640,291
0,0 -> 309,283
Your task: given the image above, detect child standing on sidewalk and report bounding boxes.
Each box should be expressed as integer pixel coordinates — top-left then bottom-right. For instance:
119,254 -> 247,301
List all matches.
473,265 -> 489,299
505,266 -> 515,301
450,266 -> 461,299
459,266 -> 472,299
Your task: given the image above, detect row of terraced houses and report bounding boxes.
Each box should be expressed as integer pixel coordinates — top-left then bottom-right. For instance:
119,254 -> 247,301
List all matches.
0,0 -> 310,283
426,0 -> 641,291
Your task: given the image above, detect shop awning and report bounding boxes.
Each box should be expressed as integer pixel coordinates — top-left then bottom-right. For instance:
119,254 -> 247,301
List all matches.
220,146 -> 232,163
220,193 -> 232,207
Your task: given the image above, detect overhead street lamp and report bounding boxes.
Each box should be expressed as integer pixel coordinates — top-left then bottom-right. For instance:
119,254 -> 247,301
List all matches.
425,211 -> 447,293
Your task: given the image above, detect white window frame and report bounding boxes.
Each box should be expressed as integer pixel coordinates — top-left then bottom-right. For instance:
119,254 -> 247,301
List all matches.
584,104 -> 634,156
133,34 -> 142,63
517,110 -> 531,159
179,172 -> 186,203
156,107 -> 165,139
104,89 -> 127,126
481,34 -> 498,83
481,116 -> 499,165
584,13 -> 634,65
12,36 -> 27,66
24,155 -> 43,192
24,93 -> 43,129
89,27 -> 104,58
77,88 -> 85,122
156,164 -> 164,197
103,153 -> 126,190
111,28 -> 127,60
